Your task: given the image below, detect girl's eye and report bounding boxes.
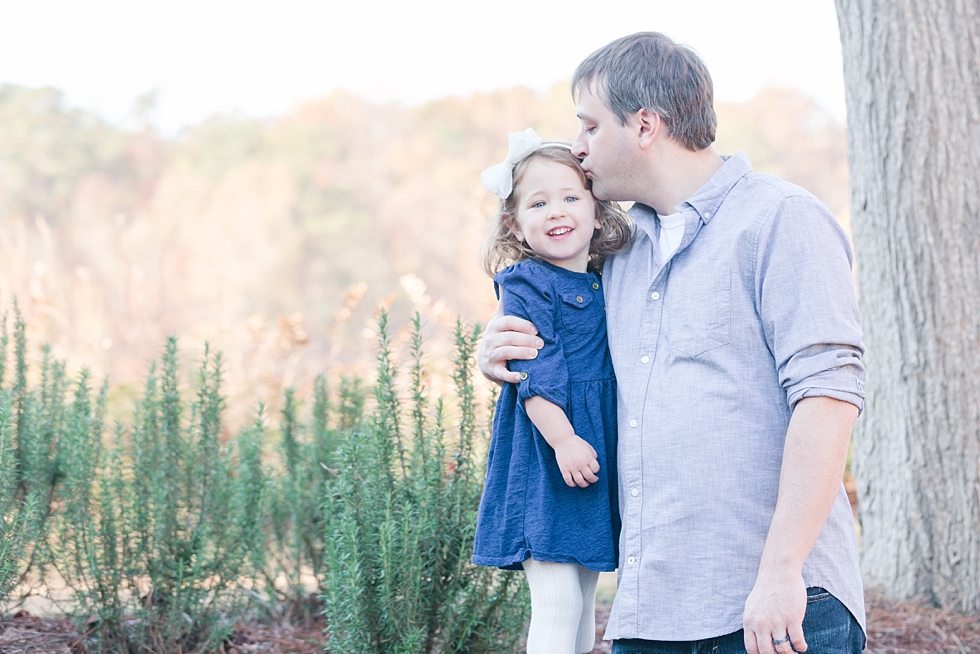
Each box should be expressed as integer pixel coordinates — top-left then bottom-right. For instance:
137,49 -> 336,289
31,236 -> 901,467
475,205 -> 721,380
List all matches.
585,127 -> 596,134
532,201 -> 546,209
564,196 -> 578,203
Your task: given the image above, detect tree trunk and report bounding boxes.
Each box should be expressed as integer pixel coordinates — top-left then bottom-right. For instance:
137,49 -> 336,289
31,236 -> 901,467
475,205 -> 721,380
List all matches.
835,0 -> 980,611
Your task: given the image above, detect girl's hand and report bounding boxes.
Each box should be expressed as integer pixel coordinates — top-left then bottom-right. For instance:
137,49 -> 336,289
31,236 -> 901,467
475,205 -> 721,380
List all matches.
554,436 -> 600,488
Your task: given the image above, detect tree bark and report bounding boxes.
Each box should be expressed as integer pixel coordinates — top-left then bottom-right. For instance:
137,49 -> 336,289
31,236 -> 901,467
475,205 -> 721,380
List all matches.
835,0 -> 980,611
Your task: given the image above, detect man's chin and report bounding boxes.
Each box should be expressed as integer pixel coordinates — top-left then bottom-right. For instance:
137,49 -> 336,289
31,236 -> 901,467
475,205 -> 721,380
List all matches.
590,182 -> 614,202
592,186 -> 626,203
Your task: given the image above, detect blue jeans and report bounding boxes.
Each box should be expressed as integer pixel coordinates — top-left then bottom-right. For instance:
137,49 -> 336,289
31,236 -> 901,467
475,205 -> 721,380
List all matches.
612,587 -> 864,654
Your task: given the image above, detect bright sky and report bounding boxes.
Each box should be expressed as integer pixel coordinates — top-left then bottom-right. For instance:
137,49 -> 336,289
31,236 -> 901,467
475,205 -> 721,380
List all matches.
0,0 -> 846,134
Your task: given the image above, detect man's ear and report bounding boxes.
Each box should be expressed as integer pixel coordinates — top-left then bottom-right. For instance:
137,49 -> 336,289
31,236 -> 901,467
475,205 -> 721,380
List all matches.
635,108 -> 663,150
503,213 -> 524,241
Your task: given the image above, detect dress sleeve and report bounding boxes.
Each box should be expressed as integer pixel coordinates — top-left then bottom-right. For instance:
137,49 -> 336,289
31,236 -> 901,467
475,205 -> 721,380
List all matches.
756,194 -> 866,413
496,265 -> 569,411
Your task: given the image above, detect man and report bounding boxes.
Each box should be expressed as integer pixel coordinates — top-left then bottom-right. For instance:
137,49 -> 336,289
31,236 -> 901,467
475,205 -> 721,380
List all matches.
479,33 -> 866,654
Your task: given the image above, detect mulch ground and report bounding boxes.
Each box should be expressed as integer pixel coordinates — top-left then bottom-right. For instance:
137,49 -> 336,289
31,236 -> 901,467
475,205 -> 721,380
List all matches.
2,594 -> 978,653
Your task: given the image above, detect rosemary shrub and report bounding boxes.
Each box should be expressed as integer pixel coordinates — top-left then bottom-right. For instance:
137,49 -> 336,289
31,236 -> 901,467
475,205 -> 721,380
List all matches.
267,379 -> 339,618
0,306 -> 532,653
321,313 -> 529,654
53,338 -> 246,652
0,306 -> 60,604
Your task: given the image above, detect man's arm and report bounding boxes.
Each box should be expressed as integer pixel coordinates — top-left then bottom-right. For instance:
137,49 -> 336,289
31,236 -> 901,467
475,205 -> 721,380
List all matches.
742,396 -> 858,654
478,303 -> 544,384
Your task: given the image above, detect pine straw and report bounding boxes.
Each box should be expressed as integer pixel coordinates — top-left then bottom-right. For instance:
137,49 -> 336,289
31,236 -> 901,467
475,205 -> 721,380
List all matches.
864,593 -> 980,654
2,594 -> 979,653
0,612 -> 87,653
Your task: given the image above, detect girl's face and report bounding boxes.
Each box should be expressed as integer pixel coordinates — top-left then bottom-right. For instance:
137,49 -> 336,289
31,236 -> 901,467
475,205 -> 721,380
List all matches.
507,158 -> 600,273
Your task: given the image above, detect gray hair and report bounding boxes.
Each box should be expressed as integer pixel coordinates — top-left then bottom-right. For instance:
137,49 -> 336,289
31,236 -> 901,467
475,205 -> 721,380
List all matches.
572,32 -> 716,152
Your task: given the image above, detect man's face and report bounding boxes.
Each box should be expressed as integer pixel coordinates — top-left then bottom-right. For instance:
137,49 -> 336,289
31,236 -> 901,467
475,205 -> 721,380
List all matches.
571,82 -> 641,203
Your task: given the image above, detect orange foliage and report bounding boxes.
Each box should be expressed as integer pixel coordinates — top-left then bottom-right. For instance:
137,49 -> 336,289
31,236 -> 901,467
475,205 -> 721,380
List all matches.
0,82 -> 849,426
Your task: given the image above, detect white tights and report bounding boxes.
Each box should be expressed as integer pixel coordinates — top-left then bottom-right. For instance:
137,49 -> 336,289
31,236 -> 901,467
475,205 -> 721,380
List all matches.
521,558 -> 600,654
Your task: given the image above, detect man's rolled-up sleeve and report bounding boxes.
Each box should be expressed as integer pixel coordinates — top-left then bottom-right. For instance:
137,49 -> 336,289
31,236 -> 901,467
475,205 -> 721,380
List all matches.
756,194 -> 866,413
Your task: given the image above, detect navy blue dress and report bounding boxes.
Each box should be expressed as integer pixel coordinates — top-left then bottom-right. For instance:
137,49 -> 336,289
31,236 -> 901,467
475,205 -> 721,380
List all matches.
472,258 -> 620,572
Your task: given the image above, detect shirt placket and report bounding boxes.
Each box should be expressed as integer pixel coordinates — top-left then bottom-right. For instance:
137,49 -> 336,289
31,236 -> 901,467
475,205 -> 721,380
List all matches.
615,242 -> 670,630
617,210 -> 704,632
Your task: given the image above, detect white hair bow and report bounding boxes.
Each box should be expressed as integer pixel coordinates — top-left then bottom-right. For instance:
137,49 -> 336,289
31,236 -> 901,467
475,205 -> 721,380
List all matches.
481,128 -> 569,199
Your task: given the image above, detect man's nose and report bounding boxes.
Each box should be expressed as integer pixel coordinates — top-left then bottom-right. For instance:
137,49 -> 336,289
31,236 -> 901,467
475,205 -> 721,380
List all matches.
571,130 -> 588,160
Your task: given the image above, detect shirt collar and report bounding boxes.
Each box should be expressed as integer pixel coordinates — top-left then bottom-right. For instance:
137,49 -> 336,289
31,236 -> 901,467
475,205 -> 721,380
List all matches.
679,151 -> 753,223
626,151 -> 753,228
627,202 -> 659,243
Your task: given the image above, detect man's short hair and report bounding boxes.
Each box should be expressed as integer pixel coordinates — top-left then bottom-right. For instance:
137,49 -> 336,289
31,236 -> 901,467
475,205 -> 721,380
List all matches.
572,32 -> 717,152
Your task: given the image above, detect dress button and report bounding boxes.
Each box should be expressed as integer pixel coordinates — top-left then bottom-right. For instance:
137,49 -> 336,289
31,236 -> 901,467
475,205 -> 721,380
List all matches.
519,372 -> 528,380
576,295 -> 584,303
629,419 -> 637,428
640,355 -> 649,364
631,488 -> 639,497
592,282 -> 600,290
651,292 -> 660,301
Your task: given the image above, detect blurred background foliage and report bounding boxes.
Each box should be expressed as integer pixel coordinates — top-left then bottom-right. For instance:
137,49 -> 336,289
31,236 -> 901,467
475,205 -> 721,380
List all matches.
0,81 -> 848,426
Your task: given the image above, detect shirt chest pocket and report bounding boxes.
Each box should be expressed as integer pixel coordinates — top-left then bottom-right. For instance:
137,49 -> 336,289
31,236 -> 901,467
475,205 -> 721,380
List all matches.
664,271 -> 731,356
559,292 -> 603,334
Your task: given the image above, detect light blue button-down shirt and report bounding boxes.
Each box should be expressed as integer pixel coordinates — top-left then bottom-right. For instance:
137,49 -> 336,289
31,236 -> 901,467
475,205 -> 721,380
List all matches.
602,152 -> 865,641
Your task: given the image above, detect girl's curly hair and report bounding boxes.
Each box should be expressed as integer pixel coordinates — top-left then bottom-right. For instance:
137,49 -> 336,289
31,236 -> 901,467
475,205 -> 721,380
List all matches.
479,146 -> 633,277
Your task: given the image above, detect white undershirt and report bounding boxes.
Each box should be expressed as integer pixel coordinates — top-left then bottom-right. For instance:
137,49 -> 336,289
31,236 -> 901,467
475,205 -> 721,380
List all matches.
656,212 -> 686,269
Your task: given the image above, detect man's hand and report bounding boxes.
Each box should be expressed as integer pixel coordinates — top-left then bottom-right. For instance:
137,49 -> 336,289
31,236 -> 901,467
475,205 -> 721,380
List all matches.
742,566 -> 807,654
478,304 -> 543,384
552,435 -> 600,488
742,396 -> 858,654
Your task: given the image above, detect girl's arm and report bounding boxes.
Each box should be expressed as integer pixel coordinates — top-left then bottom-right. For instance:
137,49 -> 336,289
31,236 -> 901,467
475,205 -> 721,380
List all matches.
524,396 -> 599,488
496,263 -> 598,488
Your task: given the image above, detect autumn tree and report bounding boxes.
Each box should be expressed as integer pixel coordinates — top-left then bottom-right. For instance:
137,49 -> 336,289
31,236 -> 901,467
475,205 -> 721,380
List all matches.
836,0 -> 980,611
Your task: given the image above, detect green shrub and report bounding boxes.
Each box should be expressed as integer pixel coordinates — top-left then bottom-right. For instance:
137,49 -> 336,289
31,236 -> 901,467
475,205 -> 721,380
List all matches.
321,313 -> 529,654
0,306 -> 531,653
231,374 -> 348,628
261,378 -> 341,622
0,306 -> 61,604
53,338 -> 246,652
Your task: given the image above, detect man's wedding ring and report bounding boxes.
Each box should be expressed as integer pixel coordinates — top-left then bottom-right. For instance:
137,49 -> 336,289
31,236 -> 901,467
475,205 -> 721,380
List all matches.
772,635 -> 790,646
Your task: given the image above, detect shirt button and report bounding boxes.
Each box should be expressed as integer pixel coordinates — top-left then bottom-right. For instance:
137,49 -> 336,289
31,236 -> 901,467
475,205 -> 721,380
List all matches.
592,282 -> 599,290
651,292 -> 660,301
519,372 -> 528,380
576,295 -> 584,303
704,211 -> 712,218
627,556 -> 636,565
629,419 -> 637,428
640,355 -> 649,364
631,488 -> 639,497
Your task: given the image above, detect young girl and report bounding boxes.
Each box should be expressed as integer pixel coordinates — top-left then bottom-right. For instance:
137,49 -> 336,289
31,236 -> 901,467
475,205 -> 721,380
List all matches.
472,128 -> 632,654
